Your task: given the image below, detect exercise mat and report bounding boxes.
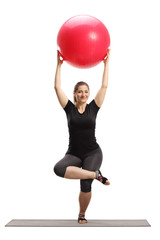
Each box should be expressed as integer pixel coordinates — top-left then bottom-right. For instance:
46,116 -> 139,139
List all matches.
5,219 -> 151,227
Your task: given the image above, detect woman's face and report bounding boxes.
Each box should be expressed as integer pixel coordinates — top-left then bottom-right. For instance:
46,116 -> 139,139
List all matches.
74,85 -> 90,104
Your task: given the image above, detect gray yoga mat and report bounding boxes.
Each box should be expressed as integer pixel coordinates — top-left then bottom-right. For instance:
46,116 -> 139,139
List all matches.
5,219 -> 151,227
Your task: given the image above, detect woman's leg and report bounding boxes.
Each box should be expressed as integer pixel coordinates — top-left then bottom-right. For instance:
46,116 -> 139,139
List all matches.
78,147 -> 103,222
54,154 -> 96,179
78,191 -> 91,223
64,166 -> 96,179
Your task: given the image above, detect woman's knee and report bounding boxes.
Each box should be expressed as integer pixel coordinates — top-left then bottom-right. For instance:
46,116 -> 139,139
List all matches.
80,179 -> 93,193
53,163 -> 66,178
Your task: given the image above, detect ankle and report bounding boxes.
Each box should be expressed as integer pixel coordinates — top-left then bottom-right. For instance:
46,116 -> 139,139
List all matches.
79,212 -> 85,216
95,170 -> 99,179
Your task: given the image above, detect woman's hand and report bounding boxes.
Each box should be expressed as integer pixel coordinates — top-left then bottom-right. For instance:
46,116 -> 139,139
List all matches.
103,49 -> 110,65
57,50 -> 63,66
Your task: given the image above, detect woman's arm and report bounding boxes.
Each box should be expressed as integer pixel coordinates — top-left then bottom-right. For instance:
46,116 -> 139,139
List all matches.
94,49 -> 110,107
54,51 -> 68,108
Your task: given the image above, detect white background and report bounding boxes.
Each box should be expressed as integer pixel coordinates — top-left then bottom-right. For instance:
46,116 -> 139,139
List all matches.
0,0 -> 160,239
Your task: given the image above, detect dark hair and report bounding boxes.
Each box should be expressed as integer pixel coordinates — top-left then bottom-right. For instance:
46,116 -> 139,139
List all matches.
73,81 -> 90,104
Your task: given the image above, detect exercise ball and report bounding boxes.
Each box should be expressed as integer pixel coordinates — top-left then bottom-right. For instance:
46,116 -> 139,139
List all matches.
57,15 -> 110,68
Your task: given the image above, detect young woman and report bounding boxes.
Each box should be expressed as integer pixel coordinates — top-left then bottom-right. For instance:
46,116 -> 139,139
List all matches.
54,50 -> 110,224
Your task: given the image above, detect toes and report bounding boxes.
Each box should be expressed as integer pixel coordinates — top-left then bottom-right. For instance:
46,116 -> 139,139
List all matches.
105,180 -> 110,185
79,220 -> 87,224
82,220 -> 87,224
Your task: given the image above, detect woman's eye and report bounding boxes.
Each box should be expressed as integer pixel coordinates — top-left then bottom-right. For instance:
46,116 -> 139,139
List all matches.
78,91 -> 88,93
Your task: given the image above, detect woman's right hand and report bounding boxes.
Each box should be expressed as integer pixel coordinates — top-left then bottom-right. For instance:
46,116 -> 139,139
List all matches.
57,50 -> 63,66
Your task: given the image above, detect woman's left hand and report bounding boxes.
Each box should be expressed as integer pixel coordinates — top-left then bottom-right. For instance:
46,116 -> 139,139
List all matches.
103,49 -> 110,65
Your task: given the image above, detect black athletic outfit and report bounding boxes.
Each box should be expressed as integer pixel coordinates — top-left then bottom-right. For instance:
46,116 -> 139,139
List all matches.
54,99 -> 103,192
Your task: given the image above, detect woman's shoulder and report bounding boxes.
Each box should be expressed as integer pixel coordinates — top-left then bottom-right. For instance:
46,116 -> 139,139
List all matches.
63,100 -> 75,113
89,99 -> 100,107
88,99 -> 100,113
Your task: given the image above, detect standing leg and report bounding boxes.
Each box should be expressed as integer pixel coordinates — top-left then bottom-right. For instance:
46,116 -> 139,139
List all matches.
78,191 -> 91,224
78,147 -> 103,223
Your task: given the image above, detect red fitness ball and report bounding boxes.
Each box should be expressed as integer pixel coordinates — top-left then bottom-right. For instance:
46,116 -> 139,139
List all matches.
57,15 -> 110,68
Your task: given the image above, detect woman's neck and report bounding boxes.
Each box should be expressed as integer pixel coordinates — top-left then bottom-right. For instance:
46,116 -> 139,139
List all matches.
75,102 -> 87,113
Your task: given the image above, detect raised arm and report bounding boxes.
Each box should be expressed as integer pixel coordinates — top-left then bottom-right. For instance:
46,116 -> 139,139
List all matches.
94,49 -> 110,107
54,51 -> 68,108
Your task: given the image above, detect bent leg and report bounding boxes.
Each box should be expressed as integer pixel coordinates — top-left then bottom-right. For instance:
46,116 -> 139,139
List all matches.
64,166 -> 96,179
53,154 -> 82,177
53,154 -> 96,179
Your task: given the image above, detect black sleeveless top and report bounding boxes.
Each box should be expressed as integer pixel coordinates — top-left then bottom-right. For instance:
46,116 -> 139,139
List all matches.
63,99 -> 100,159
